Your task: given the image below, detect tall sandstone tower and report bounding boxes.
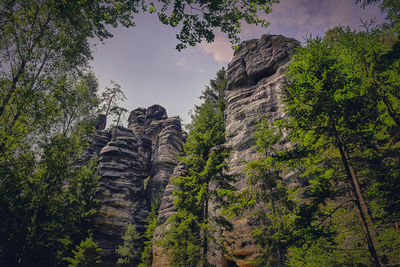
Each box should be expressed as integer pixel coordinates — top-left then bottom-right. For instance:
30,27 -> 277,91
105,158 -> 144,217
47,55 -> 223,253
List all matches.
152,35 -> 299,266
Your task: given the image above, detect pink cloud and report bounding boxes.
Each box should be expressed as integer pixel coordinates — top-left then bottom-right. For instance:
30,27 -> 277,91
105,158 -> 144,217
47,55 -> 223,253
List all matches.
198,31 -> 233,63
197,1 -> 384,63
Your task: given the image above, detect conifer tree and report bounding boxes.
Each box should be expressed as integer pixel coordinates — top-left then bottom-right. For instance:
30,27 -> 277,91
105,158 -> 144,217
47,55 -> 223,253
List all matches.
116,224 -> 142,265
163,68 -> 234,266
238,119 -> 296,266
139,199 -> 161,267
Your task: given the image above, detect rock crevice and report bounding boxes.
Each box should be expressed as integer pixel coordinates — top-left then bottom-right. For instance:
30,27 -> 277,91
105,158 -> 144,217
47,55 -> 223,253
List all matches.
87,105 -> 183,266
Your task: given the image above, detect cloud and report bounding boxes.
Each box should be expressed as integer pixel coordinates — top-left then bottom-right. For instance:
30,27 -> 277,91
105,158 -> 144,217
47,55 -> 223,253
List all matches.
239,0 -> 385,42
198,32 -> 233,63
195,1 -> 383,63
176,55 -> 189,68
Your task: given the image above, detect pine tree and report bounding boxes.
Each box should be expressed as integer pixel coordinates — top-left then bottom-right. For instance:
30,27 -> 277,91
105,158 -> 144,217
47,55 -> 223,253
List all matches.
64,236 -> 102,267
163,68 -> 235,266
116,224 -> 142,265
239,118 -> 296,266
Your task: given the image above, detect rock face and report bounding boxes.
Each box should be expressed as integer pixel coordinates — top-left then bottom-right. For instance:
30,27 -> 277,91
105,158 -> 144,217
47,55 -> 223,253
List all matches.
223,34 -> 299,265
87,105 -> 183,266
152,162 -> 188,267
93,127 -> 147,265
128,105 -> 183,203
150,34 -> 299,267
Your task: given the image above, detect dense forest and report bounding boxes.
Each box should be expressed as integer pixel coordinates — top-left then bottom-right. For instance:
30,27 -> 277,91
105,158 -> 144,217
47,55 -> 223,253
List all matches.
1,0 -> 399,266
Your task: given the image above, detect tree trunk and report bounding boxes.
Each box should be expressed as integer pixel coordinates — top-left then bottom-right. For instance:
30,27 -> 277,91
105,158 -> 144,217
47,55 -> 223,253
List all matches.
343,148 -> 378,239
336,140 -> 381,267
105,94 -> 115,117
381,94 -> 400,128
202,191 -> 209,267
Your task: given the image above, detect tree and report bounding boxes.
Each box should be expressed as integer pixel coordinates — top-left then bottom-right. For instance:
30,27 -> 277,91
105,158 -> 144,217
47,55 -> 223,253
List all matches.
235,118 -> 296,266
139,199 -> 161,267
281,17 -> 400,263
284,35 -> 381,266
99,80 -> 127,118
0,0 -> 277,53
323,25 -> 400,226
0,74 -> 101,266
111,106 -> 128,127
240,24 -> 400,265
163,68 -> 234,266
0,1 -> 278,266
116,224 -> 142,265
64,236 -> 102,267
0,0 -> 277,155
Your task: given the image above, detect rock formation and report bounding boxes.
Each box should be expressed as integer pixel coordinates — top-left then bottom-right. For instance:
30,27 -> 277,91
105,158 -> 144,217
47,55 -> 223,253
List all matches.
86,105 -> 183,266
89,34 -> 299,267
150,34 -> 299,267
152,162 -> 188,267
93,126 -> 147,265
128,105 -> 183,203
223,34 -> 299,265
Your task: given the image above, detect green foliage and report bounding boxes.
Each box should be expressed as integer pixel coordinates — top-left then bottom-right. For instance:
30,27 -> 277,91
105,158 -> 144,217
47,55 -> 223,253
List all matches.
0,68 -> 100,265
64,235 -> 102,267
139,199 -> 161,267
242,9 -> 400,266
153,0 -> 278,50
99,80 -> 127,120
280,21 -> 400,267
162,210 -> 202,266
116,223 -> 142,265
286,203 -> 371,267
163,68 -> 234,266
236,119 -> 296,266
0,131 -> 100,266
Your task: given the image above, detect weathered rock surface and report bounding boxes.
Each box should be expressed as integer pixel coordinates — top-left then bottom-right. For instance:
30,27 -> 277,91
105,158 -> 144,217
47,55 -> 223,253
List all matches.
128,105 -> 183,203
93,126 -> 148,265
86,105 -> 183,266
85,130 -> 111,160
96,114 -> 107,130
150,34 -> 299,267
147,117 -> 183,202
152,162 -> 188,267
223,34 -> 299,266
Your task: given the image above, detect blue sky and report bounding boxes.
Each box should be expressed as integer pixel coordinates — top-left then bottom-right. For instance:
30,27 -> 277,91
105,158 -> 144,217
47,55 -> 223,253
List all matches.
90,0 -> 385,126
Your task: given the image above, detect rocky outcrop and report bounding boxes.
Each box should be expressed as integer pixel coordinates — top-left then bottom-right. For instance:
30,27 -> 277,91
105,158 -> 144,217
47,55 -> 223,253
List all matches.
150,34 -> 299,267
96,114 -> 107,130
85,130 -> 111,160
93,126 -> 148,265
152,162 -> 188,267
128,105 -> 183,204
147,117 -> 183,202
223,34 -> 299,265
86,105 -> 183,266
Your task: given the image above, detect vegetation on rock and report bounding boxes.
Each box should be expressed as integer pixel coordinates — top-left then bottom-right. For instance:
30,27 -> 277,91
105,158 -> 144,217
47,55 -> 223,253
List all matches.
162,68 -> 235,266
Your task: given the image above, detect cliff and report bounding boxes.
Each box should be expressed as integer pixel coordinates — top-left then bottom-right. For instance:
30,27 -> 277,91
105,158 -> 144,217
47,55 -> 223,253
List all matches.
88,105 -> 183,266
223,34 -> 299,265
151,34 -> 299,266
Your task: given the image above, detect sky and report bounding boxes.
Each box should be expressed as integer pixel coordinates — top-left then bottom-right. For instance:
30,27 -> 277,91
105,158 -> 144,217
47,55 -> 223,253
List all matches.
90,0 -> 385,126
